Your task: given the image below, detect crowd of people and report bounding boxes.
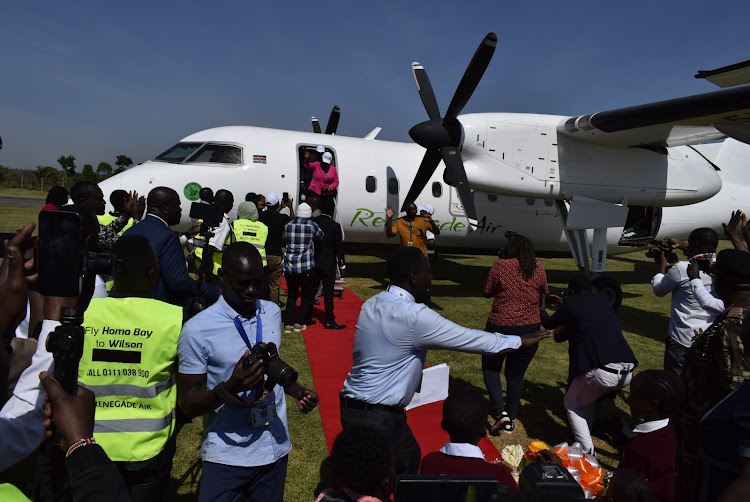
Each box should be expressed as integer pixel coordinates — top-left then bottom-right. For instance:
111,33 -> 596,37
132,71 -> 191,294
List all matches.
1,176 -> 750,501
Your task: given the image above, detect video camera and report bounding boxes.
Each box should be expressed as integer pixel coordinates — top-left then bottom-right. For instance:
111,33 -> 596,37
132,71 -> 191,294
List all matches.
189,202 -> 225,247
242,341 -> 298,389
38,210 -> 118,394
645,240 -> 678,264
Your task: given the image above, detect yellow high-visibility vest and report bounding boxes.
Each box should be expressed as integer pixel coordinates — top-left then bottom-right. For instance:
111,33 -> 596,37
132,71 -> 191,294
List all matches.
97,213 -> 134,236
194,216 -> 234,275
78,297 -> 181,462
232,219 -> 268,266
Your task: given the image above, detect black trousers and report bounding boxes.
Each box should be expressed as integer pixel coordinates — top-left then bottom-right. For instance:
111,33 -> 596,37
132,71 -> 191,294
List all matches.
316,267 -> 336,323
339,400 -> 421,476
284,270 -> 317,325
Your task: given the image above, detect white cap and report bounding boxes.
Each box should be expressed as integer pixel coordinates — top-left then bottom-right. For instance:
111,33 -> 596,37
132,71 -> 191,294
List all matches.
322,152 -> 333,164
297,202 -> 312,218
266,192 -> 280,206
316,145 -> 326,153
422,204 -> 435,214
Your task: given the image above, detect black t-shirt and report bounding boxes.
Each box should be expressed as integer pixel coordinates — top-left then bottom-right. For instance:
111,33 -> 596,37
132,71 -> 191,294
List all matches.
259,210 -> 291,256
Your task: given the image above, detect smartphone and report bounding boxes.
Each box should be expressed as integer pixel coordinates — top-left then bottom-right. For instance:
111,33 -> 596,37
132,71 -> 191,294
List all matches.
282,192 -> 289,204
38,210 -> 82,297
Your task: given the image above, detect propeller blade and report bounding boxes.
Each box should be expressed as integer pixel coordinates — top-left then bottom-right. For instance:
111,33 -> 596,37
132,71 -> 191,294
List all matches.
412,62 -> 441,121
440,146 -> 478,231
311,117 -> 321,134
403,149 -> 442,209
325,105 -> 341,135
444,33 -> 497,121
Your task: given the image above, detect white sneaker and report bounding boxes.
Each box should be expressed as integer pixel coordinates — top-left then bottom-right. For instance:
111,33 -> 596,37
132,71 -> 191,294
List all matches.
293,324 -> 306,332
284,325 -> 293,333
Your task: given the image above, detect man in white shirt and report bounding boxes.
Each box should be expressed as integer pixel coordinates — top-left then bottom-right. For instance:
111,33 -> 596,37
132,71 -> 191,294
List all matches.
651,228 -> 719,374
339,247 -> 551,475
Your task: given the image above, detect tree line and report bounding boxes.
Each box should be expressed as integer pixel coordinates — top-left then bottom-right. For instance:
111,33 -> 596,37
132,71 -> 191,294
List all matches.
0,154 -> 134,190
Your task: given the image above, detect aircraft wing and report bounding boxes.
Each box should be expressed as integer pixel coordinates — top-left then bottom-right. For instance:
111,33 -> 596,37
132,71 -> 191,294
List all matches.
557,84 -> 750,148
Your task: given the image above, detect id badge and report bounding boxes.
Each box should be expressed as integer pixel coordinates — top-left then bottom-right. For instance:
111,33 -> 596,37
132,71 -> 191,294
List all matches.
250,403 -> 278,427
407,241 -> 413,247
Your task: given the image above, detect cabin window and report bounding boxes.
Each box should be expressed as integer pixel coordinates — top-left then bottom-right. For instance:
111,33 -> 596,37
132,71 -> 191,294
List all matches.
388,177 -> 399,195
432,182 -> 442,198
155,142 -> 203,163
525,198 -> 536,205
366,176 -> 377,193
186,144 -> 243,165
488,194 -> 498,202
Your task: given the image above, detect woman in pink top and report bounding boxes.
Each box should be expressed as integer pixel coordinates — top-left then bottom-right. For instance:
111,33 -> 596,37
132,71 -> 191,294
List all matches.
482,235 -> 548,434
304,148 -> 338,216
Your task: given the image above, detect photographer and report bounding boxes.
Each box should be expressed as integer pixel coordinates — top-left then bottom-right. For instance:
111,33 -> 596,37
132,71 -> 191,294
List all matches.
194,189 -> 235,283
651,228 -> 719,375
177,242 -> 318,501
75,235 -> 182,501
0,206 -> 102,472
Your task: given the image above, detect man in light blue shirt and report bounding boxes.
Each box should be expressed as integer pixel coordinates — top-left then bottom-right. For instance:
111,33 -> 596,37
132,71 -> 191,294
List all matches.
178,242 -> 318,502
340,247 -> 551,475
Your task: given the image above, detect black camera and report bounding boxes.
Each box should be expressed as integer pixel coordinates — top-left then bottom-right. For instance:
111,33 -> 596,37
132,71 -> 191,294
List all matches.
645,240 -> 678,264
38,210 -> 118,394
242,342 -> 298,388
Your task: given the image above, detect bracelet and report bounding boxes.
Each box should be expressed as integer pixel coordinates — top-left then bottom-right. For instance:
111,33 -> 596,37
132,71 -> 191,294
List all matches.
66,437 -> 96,458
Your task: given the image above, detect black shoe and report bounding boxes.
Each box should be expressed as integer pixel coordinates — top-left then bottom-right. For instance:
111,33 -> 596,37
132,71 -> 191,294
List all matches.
305,319 -> 317,326
324,322 -> 346,330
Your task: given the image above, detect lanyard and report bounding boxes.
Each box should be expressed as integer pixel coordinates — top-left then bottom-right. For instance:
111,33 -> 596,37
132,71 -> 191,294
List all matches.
233,313 -> 263,350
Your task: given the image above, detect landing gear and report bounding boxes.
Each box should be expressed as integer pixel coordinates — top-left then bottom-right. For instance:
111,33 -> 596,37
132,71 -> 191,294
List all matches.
554,198 -> 628,311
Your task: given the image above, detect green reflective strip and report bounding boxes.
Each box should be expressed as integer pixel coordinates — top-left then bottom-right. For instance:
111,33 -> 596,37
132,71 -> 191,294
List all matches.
94,408 -> 175,434
83,375 -> 175,399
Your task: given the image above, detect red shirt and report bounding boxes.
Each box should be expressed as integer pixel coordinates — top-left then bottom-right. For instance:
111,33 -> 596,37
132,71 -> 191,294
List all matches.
483,259 -> 548,326
420,452 -> 519,493
40,203 -> 59,212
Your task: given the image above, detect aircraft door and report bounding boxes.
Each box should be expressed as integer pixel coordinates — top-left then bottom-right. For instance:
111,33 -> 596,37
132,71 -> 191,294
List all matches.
297,145 -> 339,218
448,186 -> 466,218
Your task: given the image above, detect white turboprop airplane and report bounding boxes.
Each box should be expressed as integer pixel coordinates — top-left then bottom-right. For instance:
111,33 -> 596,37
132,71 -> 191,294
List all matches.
98,33 -> 750,306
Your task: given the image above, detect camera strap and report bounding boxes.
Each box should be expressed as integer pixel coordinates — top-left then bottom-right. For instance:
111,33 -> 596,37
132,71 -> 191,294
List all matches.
233,314 -> 262,350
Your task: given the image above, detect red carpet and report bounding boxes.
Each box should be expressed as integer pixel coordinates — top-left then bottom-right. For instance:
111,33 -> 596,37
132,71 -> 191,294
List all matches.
300,285 -> 503,464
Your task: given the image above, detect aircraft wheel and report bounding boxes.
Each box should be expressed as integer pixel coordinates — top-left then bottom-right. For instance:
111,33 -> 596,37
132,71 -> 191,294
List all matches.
592,276 -> 623,312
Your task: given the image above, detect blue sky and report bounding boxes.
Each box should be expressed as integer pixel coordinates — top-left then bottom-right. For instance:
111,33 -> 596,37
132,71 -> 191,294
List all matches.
1,1 -> 748,170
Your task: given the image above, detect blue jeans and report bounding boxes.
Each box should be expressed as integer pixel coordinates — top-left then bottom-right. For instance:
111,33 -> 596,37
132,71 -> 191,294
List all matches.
481,322 -> 540,420
199,455 -> 288,502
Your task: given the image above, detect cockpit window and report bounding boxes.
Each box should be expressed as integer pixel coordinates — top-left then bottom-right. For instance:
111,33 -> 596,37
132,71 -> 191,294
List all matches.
187,144 -> 243,165
155,142 -> 203,163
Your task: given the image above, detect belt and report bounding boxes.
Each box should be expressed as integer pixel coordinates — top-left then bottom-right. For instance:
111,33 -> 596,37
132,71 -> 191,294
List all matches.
339,396 -> 402,413
598,365 -> 634,376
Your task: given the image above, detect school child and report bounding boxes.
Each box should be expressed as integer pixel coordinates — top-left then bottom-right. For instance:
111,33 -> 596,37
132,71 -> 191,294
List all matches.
618,370 -> 681,502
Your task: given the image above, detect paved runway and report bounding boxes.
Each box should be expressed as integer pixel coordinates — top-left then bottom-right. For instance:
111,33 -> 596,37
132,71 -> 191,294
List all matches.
0,197 -> 43,208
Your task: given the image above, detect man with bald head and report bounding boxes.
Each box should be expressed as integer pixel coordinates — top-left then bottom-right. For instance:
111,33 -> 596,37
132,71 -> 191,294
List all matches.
123,186 -> 218,306
178,242 -> 318,501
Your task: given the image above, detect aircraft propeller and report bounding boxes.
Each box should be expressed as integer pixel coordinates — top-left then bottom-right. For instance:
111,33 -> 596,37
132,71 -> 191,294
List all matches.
310,105 -> 341,135
404,32 -> 497,231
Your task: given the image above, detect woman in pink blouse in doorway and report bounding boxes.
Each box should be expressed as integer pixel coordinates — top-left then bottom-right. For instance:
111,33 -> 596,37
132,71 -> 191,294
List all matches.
304,148 -> 339,216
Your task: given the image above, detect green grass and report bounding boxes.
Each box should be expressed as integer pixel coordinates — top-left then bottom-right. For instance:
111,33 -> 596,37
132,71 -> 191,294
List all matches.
0,188 -> 47,199
0,206 -> 41,233
0,202 -> 702,498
